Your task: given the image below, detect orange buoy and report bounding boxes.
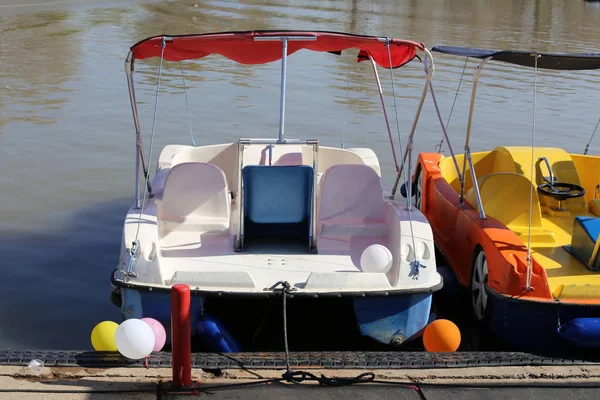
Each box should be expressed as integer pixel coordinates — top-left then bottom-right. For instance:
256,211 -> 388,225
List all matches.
423,319 -> 461,352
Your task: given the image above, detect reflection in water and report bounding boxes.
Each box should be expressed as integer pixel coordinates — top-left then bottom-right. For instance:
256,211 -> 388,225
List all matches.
0,12 -> 79,126
1,0 -> 600,350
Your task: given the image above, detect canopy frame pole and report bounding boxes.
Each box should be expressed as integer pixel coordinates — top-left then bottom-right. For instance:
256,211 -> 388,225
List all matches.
459,57 -> 491,220
125,51 -> 151,209
368,55 -> 400,173
390,47 -> 436,199
278,38 -> 288,143
253,36 -> 317,143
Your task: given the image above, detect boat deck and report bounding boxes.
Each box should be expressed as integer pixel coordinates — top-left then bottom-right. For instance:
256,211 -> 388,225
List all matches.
157,233 -> 427,292
530,212 -> 600,298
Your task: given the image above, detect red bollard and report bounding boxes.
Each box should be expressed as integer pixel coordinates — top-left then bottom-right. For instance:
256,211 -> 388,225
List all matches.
171,284 -> 192,387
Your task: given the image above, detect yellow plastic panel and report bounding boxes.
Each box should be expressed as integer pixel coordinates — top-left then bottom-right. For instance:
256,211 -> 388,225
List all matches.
571,154 -> 600,206
589,199 -> 600,217
558,284 -> 600,300
501,147 -> 586,212
465,172 -> 542,229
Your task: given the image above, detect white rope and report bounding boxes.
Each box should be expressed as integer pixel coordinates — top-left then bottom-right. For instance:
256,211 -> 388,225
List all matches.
526,54 -> 540,290
430,82 -> 461,178
436,57 -> 468,153
180,61 -> 196,146
133,38 -> 166,246
584,115 -> 600,155
386,42 -> 419,269
369,57 -> 400,172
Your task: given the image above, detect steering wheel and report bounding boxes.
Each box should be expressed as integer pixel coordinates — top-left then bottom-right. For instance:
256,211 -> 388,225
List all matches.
537,182 -> 586,201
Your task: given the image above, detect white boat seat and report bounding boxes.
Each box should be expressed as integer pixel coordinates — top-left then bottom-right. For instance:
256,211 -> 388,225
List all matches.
318,164 -> 389,237
158,162 -> 231,239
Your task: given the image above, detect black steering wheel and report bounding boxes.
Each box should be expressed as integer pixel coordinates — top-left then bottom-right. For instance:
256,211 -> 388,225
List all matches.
537,182 -> 586,201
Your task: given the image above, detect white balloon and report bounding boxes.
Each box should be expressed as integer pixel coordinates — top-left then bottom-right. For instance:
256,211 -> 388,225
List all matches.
360,244 -> 393,273
115,318 -> 156,360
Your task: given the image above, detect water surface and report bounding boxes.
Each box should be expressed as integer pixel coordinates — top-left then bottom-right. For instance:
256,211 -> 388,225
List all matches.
1,0 -> 600,350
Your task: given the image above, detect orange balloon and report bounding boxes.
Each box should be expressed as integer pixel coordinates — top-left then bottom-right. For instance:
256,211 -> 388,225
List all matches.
423,319 -> 461,352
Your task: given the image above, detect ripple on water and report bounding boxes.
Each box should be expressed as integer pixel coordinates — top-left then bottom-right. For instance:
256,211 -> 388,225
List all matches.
1,0 -> 600,350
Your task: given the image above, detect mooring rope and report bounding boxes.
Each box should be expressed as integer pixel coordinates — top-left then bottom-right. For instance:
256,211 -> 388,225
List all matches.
264,281 -> 391,387
265,281 -> 294,374
526,54 -> 541,290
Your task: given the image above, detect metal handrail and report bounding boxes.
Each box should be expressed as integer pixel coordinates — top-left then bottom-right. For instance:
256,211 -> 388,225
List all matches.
125,51 -> 151,208
390,47 -> 436,199
234,140 -> 319,252
458,56 -> 491,220
538,157 -> 556,185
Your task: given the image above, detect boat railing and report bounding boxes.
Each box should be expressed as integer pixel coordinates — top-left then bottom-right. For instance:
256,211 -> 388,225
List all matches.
235,138 -> 319,253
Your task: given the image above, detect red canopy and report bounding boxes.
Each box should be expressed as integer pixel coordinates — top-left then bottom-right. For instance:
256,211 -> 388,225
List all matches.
130,30 -> 424,69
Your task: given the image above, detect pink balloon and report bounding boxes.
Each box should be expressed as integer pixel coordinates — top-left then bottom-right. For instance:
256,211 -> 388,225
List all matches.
141,318 -> 166,352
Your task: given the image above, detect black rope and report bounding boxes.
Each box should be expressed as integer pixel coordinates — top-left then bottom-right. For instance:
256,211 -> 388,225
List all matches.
264,281 -> 400,389
266,280 -> 295,374
282,370 -> 377,386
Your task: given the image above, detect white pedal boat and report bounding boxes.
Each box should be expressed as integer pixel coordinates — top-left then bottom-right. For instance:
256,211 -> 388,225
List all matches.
111,30 -> 442,351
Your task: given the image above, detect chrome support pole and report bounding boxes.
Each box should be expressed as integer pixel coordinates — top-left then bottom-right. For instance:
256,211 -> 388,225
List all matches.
125,51 -> 141,136
466,148 -> 486,219
235,141 -> 245,251
125,51 -> 151,208
126,52 -> 141,208
459,57 -> 491,208
390,48 -> 435,199
135,142 -> 140,209
310,141 -> 319,253
278,39 -> 288,143
238,138 -> 316,145
253,35 -> 316,143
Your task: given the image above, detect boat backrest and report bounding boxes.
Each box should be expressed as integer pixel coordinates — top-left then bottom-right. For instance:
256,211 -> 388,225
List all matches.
465,172 -> 542,229
243,165 -> 313,224
318,164 -> 387,229
158,162 -> 231,227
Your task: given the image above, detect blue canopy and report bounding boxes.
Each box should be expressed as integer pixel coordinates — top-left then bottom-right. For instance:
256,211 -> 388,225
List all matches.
432,45 -> 600,70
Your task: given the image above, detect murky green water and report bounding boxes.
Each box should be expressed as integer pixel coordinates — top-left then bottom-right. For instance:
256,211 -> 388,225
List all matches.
1,0 -> 599,349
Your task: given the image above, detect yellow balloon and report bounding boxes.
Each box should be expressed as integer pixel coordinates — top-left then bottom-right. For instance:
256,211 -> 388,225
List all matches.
91,321 -> 119,351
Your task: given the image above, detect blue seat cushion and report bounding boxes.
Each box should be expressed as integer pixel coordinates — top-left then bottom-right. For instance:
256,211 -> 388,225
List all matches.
578,216 -> 600,242
568,216 -> 600,271
243,165 -> 313,224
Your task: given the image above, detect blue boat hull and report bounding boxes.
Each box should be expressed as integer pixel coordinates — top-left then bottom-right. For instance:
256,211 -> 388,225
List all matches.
119,289 -> 241,352
352,293 -> 433,346
118,288 -> 434,350
488,285 -> 600,351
